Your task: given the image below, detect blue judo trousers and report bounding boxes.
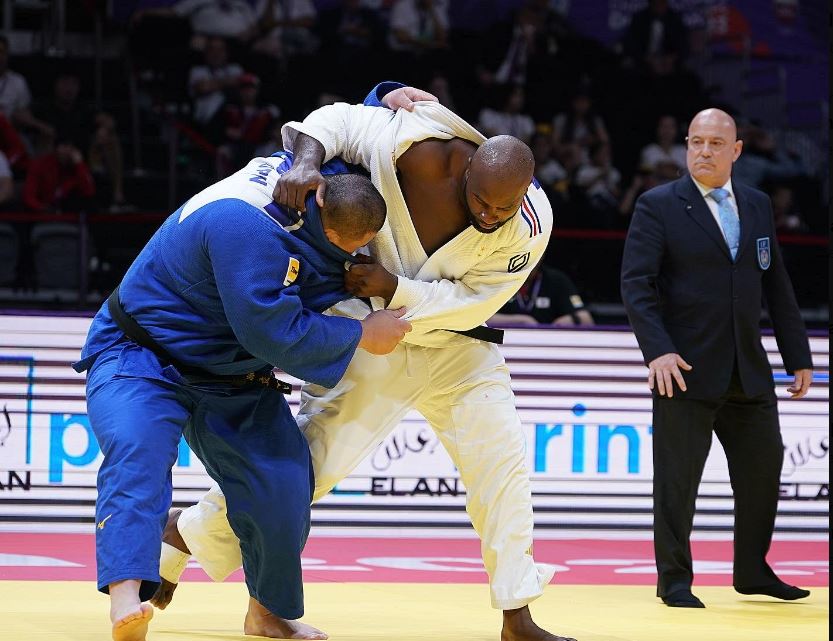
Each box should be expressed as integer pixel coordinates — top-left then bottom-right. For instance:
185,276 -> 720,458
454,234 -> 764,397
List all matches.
74,153 -> 363,618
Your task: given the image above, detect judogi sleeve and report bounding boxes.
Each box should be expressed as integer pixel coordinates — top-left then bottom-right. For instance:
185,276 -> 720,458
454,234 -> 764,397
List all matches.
281,102 -> 394,169
205,203 -> 362,387
389,192 -> 552,332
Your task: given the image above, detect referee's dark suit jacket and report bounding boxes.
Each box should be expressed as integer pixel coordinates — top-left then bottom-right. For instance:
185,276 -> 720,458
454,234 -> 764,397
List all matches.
621,174 -> 812,399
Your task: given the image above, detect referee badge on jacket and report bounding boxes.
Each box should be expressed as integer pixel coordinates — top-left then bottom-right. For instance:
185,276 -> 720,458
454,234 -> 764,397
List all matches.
283,257 -> 300,286
756,237 -> 771,270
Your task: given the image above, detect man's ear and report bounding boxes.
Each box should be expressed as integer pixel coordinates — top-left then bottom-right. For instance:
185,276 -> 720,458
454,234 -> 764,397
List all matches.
323,227 -> 341,246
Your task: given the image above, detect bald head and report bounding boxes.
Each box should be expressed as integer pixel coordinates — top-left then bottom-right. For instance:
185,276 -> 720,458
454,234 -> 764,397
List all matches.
472,135 -> 535,185
686,108 -> 742,188
463,136 -> 534,234
688,108 -> 737,140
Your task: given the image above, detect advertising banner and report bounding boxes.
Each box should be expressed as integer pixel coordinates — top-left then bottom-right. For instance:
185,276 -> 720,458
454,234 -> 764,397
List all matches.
0,315 -> 827,534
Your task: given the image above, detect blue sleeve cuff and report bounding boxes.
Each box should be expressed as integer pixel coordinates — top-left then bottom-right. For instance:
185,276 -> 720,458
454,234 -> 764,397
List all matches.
363,81 -> 407,107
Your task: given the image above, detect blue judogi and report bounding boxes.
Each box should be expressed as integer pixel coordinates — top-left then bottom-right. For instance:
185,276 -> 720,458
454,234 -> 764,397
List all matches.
74,154 -> 363,618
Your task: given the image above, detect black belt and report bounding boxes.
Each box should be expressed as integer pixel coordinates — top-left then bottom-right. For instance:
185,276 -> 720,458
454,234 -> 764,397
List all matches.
357,297 -> 504,345
107,286 -> 291,394
449,326 -> 504,344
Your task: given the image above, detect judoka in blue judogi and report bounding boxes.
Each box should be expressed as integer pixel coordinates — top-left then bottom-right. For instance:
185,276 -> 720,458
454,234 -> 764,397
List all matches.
73,152 -> 407,639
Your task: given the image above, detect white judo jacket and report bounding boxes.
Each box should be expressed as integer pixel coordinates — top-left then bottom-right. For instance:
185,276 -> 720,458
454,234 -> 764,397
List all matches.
282,101 -> 554,348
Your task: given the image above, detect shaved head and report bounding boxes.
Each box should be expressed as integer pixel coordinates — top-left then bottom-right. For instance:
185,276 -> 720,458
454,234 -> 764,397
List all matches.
460,135 -> 534,234
686,107 -> 743,188
688,108 -> 737,140
472,135 -> 535,185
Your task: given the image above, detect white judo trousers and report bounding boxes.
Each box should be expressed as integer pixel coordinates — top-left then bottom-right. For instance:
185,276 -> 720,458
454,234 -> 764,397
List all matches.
174,99 -> 556,610
180,340 -> 555,609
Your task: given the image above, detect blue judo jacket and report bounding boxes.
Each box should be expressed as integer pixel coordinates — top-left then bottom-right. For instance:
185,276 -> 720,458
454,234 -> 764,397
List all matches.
75,153 -> 364,388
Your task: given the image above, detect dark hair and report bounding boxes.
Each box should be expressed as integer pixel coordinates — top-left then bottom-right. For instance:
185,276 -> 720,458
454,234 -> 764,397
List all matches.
0,34 -> 8,50
322,174 -> 386,240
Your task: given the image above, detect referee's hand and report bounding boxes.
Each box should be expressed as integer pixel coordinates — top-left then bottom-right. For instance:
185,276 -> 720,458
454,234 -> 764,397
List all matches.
787,368 -> 813,399
648,352 -> 692,398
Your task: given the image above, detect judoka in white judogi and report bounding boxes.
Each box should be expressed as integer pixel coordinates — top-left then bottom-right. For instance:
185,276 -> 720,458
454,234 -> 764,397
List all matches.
167,91 -> 556,612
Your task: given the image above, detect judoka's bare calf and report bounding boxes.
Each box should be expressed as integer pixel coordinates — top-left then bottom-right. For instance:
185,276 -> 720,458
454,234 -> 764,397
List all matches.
153,511 -> 574,641
152,510 -> 326,640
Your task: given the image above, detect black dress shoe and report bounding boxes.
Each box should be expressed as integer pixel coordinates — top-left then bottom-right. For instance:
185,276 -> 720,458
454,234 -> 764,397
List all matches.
662,589 -> 705,608
735,582 -> 810,600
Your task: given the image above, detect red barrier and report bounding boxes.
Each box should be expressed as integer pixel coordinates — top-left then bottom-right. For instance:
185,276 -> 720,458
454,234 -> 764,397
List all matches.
0,212 -> 826,246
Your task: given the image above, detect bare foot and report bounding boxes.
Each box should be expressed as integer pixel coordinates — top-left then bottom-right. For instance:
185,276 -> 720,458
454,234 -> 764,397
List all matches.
110,579 -> 154,641
113,603 -> 153,641
501,606 -> 577,641
150,509 -> 189,609
243,597 -> 328,639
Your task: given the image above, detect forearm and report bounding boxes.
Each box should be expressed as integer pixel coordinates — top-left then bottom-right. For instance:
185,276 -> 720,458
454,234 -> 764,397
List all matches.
389,239 -> 548,333
290,132 -> 326,170
12,108 -> 47,132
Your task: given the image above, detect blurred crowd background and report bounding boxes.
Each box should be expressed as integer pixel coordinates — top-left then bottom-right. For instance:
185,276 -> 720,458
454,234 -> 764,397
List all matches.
0,0 -> 827,326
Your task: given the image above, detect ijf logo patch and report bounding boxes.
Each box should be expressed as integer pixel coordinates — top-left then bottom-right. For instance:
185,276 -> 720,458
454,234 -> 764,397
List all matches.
756,237 -> 771,270
508,252 -> 530,273
283,257 -> 300,286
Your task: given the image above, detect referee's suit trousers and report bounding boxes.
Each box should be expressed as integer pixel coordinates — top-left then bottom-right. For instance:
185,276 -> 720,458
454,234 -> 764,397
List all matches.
652,366 -> 783,597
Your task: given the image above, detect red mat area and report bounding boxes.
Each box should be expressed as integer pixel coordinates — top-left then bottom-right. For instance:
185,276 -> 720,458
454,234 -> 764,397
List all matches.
0,534 -> 827,586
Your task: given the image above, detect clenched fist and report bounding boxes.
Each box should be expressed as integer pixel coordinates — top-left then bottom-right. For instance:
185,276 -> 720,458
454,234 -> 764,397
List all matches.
345,262 -> 398,301
358,308 -> 412,355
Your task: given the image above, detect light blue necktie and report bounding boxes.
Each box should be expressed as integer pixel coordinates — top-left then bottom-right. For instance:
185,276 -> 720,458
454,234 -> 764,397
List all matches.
708,188 -> 740,260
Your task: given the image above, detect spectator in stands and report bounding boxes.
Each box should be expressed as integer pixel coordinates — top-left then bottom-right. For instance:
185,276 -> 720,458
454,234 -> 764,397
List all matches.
387,0 -> 449,57
135,1 -> 259,47
254,121 -> 283,159
0,35 -> 53,144
320,0 -> 383,91
88,113 -> 130,212
639,114 -> 686,174
551,90 -> 609,161
22,137 -> 95,213
769,184 -> 808,233
530,129 -> 567,193
477,84 -> 536,144
490,262 -> 594,326
252,0 -> 320,59
575,141 -> 621,228
0,149 -> 13,208
188,37 -> 245,142
618,159 -> 680,225
321,0 -> 381,52
216,73 -> 280,177
0,112 -> 28,174
622,0 -> 688,70
733,124 -> 807,189
476,1 -> 560,87
33,73 -> 92,147
426,71 -> 455,113
33,73 -> 128,211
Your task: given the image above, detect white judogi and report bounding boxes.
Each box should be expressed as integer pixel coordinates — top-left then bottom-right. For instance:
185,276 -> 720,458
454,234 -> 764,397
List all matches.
175,101 -> 555,609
